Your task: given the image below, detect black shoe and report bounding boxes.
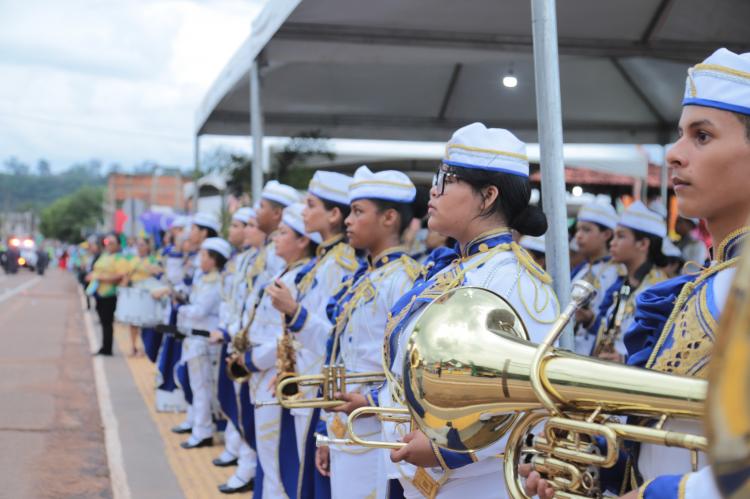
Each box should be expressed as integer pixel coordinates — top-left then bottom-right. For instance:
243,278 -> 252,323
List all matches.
212,456 -> 238,467
171,425 -> 192,434
180,437 -> 213,449
218,479 -> 253,494
93,349 -> 113,356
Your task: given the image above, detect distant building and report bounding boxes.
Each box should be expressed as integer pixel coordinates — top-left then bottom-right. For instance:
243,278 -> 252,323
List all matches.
106,169 -> 190,234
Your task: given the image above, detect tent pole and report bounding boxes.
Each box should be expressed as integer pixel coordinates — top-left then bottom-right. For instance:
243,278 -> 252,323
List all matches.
660,146 -> 669,215
250,58 -> 264,203
530,0 -> 573,349
192,135 -> 200,213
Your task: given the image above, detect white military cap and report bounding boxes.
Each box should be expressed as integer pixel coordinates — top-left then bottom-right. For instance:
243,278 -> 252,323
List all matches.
308,171 -> 353,205
662,238 -> 683,259
618,201 -> 667,238
683,48 -> 750,116
261,180 -> 301,207
444,122 -> 529,177
232,207 -> 254,224
520,234 -> 546,254
169,215 -> 189,229
201,237 -> 232,259
577,201 -> 618,230
192,212 -> 220,233
348,165 -> 416,203
282,203 -> 322,244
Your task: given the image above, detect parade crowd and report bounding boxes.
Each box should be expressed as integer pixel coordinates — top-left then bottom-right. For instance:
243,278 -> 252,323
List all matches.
76,48 -> 750,499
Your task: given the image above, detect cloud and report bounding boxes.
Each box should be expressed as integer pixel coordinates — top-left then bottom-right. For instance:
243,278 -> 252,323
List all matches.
0,0 -> 266,171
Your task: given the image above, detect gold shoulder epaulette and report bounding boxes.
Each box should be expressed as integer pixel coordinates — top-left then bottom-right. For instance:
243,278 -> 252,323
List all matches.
202,271 -> 219,283
399,254 -> 422,282
334,243 -> 359,272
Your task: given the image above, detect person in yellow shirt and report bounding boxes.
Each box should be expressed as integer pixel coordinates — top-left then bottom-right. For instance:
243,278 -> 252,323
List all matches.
87,234 -> 130,356
121,237 -> 161,356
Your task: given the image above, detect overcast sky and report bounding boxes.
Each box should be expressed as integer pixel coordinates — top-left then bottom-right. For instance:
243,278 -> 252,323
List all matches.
0,0 -> 265,172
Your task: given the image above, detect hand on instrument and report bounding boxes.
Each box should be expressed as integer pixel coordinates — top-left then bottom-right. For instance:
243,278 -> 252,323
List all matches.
329,392 -> 368,415
266,279 -> 298,316
315,445 -> 331,477
597,350 -> 624,363
575,308 -> 594,328
266,374 -> 278,392
389,430 -> 439,467
209,330 -> 224,344
519,463 -> 555,499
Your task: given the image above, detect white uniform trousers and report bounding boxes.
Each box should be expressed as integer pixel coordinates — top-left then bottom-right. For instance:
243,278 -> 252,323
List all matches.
254,404 -> 286,498
224,419 -> 241,458
187,354 -> 214,440
399,467 -> 507,499
328,412 -> 381,498
292,407 -> 312,465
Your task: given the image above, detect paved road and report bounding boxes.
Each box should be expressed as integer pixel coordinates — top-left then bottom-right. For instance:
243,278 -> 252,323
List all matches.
0,269 -> 111,498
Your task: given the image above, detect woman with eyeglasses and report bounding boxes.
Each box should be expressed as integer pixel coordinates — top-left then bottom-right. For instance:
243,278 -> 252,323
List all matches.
376,123 -> 559,498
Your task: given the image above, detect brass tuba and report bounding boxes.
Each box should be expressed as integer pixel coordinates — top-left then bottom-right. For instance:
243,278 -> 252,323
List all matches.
707,235 -> 750,499
400,281 -> 707,497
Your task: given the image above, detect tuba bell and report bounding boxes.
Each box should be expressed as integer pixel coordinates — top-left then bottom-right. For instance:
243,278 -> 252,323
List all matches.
398,280 -> 707,497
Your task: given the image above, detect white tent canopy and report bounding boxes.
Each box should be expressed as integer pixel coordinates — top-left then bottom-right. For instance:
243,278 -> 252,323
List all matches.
196,0 -> 750,144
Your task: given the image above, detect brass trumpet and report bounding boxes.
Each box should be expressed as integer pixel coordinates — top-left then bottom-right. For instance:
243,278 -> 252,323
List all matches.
274,365 -> 385,409
314,406 -> 411,449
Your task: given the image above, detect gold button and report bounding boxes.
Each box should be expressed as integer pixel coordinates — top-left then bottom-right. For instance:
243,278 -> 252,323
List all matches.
478,243 -> 489,253
381,256 -> 389,264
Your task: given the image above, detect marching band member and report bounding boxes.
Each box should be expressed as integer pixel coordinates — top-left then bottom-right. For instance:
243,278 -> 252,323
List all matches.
338,124 -> 558,498
265,170 -> 359,498
210,207 -> 259,493
229,181 -> 299,496
177,237 -> 231,449
169,212 -> 221,433
524,47 -> 750,499
245,202 -> 318,498
623,47 -> 750,499
310,167 -> 421,499
570,200 -> 621,355
519,234 -> 546,269
586,201 -> 668,362
660,238 -> 685,278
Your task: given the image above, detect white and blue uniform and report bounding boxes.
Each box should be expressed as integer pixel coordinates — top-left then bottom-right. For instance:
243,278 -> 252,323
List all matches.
216,245 -> 259,484
587,201 -> 669,357
320,247 -> 419,499
621,228 -> 747,498
571,257 -> 621,354
285,235 -> 359,497
243,258 -> 308,499
177,268 -> 223,443
380,230 -> 559,498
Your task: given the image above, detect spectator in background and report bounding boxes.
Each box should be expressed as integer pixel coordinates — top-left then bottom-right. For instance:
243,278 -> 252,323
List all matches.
675,216 -> 708,269
520,234 -> 547,269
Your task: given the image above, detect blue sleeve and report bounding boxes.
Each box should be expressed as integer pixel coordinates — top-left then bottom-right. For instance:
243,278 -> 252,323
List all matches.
642,474 -> 684,499
433,446 -> 475,470
286,305 -> 308,332
624,274 -> 695,367
595,436 -> 631,494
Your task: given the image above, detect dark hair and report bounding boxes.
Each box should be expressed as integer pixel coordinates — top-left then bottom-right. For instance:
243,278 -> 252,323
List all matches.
321,198 -> 351,233
196,225 -> 218,239
266,199 -> 286,211
206,249 -> 228,270
446,165 -> 547,236
372,199 -> 414,235
631,228 -> 668,267
591,222 -> 615,245
733,111 -> 750,142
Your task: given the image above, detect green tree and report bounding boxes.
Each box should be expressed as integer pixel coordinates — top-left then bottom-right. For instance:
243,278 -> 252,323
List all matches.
39,186 -> 104,242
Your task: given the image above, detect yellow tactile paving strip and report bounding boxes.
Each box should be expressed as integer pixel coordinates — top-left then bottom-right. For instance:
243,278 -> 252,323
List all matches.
114,324 -> 235,499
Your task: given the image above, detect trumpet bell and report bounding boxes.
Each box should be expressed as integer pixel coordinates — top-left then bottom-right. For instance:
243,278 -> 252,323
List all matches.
403,287 -> 530,452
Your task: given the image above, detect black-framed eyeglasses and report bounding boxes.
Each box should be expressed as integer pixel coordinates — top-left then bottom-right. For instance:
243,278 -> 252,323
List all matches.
432,168 -> 459,196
